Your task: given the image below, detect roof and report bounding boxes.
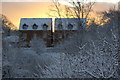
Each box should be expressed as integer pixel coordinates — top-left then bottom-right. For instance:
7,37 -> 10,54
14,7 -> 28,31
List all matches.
19,18 -> 86,31
55,18 -> 86,30
19,18 -> 52,31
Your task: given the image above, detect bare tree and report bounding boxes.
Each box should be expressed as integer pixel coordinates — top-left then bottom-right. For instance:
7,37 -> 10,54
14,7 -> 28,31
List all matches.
48,0 -> 62,18
43,21 -> 119,78
49,0 -> 95,29
49,0 -> 96,46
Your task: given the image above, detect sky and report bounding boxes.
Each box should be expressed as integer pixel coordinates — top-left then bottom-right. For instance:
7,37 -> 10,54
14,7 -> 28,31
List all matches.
2,2 -> 53,27
1,0 -> 120,3
1,0 -> 119,28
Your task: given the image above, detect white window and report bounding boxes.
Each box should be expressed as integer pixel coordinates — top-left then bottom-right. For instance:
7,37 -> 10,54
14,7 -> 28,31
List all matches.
42,24 -> 48,30
58,23 -> 63,30
32,24 -> 38,29
22,24 -> 28,29
68,23 -> 73,30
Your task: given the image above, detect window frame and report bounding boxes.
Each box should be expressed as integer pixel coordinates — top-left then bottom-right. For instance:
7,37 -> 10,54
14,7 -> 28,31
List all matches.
32,24 -> 38,30
42,24 -> 48,30
22,24 -> 28,29
67,23 -> 73,30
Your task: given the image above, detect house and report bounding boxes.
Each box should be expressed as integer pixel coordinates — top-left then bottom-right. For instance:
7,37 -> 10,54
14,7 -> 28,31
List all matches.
19,18 -> 52,47
53,18 -> 86,44
19,18 -> 86,47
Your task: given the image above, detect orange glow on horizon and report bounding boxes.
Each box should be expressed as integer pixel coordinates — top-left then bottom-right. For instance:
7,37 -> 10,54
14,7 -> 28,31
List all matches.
2,2 -> 53,28
2,2 -> 116,29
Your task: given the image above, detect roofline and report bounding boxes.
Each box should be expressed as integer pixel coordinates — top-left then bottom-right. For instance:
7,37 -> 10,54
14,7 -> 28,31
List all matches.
19,30 -> 52,31
20,18 -> 86,19
55,18 -> 86,19
21,18 -> 52,19
19,29 -> 84,32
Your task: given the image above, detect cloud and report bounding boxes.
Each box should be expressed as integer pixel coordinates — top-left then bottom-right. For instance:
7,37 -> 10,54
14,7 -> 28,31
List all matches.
59,1 -> 75,7
1,0 -> 119,3
58,0 -> 118,8
96,0 -> 119,3
1,0 -> 52,2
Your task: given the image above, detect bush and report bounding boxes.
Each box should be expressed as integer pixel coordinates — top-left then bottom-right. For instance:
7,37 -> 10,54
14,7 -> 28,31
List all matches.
30,34 -> 46,55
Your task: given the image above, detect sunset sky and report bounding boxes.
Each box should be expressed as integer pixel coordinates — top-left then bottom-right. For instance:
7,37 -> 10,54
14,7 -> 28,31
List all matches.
2,2 -> 53,27
1,1 -> 118,28
1,0 -> 119,3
